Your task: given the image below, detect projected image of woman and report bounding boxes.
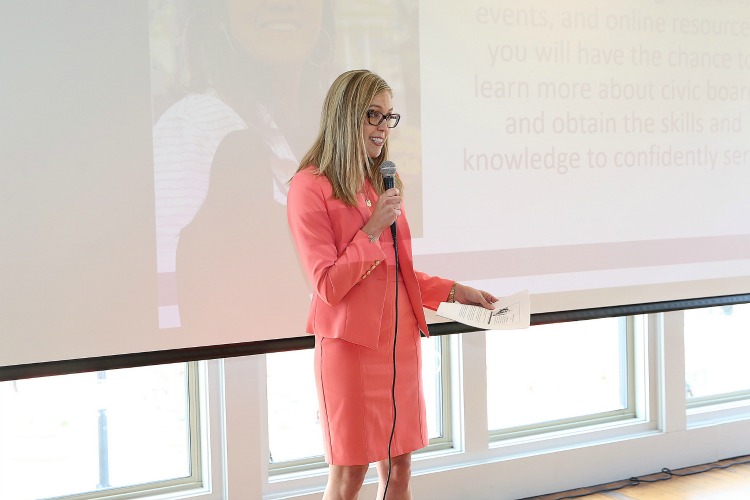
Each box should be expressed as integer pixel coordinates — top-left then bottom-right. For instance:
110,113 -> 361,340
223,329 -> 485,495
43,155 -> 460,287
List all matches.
152,0 -> 333,332
287,70 -> 497,500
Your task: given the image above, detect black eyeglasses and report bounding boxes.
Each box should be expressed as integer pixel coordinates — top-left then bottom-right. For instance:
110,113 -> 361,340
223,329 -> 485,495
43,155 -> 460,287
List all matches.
366,110 -> 401,128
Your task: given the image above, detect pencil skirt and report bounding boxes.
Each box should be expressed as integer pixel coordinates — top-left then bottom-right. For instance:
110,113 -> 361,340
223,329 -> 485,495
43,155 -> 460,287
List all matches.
314,277 -> 428,466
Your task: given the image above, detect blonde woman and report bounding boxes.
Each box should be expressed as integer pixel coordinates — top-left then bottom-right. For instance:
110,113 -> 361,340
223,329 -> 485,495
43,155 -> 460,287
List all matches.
287,70 -> 496,499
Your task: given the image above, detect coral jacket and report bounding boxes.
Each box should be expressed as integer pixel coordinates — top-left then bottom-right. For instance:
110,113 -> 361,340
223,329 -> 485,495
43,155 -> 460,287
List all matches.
287,166 -> 453,349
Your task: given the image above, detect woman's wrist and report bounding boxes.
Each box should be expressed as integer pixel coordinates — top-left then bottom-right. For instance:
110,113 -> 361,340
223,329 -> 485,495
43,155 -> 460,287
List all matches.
361,225 -> 379,243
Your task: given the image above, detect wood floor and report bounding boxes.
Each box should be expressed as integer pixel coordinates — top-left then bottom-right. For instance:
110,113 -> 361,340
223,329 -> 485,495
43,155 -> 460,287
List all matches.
525,455 -> 750,499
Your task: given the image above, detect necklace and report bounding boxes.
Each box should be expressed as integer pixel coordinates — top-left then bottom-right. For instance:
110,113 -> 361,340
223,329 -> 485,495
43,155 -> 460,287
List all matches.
362,181 -> 374,208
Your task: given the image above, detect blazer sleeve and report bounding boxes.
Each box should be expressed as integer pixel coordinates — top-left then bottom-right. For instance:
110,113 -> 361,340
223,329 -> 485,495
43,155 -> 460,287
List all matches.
287,169 -> 387,307
415,271 -> 454,312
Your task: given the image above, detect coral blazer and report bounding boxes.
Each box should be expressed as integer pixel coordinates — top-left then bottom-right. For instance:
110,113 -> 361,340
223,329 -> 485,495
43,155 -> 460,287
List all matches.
287,166 -> 453,350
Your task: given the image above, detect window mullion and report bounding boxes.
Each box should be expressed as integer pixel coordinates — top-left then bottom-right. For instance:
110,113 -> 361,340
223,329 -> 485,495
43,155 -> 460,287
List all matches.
659,311 -> 687,432
458,331 -> 488,454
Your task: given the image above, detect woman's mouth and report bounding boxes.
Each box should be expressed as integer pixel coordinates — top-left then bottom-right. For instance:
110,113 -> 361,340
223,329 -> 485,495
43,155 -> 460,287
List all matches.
259,21 -> 300,32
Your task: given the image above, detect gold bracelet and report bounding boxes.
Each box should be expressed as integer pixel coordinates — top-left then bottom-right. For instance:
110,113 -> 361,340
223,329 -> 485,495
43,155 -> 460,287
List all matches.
448,282 -> 457,303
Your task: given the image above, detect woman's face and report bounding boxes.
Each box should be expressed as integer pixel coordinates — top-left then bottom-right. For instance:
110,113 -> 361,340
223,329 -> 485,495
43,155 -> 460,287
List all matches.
363,91 -> 394,159
226,0 -> 325,64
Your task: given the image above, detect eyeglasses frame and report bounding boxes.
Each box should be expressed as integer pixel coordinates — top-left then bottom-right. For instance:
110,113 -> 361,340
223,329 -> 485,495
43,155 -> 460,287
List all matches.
366,109 -> 401,128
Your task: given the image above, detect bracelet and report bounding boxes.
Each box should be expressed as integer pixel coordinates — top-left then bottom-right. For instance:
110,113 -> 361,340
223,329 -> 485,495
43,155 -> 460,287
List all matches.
448,282 -> 457,303
362,228 -> 378,243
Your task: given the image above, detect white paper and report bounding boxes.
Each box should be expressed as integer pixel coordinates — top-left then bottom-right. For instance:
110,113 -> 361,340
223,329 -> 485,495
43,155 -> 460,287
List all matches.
437,290 -> 530,330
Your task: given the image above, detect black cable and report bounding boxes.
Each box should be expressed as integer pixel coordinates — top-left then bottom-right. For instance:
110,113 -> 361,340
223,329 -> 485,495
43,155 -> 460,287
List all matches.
550,481 -> 637,500
382,226 -> 399,500
549,455 -> 750,500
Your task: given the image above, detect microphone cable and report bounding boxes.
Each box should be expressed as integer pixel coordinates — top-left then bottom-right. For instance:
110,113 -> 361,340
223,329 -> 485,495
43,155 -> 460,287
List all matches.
382,220 -> 398,500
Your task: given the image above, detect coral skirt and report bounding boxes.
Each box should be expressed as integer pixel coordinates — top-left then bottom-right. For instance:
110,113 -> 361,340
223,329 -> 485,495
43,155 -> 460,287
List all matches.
314,266 -> 428,466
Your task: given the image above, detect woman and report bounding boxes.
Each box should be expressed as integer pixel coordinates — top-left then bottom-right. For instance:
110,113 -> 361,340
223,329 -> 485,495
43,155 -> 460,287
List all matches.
152,0 -> 332,329
287,70 -> 497,499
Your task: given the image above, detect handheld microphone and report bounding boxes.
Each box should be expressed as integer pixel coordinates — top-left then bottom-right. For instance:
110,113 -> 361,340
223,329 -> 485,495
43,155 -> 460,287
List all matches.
379,161 -> 397,240
378,160 -> 399,500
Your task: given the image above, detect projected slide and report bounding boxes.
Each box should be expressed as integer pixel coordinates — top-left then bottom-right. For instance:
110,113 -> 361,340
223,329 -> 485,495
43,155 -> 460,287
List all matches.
1,0 -> 748,367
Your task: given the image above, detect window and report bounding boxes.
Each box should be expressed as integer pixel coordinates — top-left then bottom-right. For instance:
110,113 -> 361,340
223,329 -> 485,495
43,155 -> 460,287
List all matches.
422,334 -> 452,449
487,317 -> 633,438
266,350 -> 322,469
266,336 -> 451,473
685,303 -> 750,407
0,363 -> 200,500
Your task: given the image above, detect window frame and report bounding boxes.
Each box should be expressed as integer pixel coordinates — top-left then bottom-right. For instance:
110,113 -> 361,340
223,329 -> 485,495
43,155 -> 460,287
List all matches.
684,304 -> 750,411
487,317 -> 638,442
2,362 -> 209,500
11,305 -> 750,499
258,311 -> 750,500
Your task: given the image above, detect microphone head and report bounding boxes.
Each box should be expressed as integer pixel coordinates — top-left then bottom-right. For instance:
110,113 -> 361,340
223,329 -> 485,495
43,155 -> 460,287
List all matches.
379,160 -> 397,178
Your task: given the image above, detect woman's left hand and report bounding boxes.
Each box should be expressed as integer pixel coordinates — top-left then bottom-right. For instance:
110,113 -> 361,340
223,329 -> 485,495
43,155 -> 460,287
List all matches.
454,283 -> 498,310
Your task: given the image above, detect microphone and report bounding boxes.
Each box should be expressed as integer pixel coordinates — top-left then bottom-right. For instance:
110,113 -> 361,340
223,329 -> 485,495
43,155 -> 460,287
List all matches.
379,161 -> 398,240
380,160 -> 397,190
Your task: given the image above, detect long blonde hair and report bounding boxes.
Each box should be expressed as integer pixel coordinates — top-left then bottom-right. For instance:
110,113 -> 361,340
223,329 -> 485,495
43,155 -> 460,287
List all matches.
297,69 -> 402,206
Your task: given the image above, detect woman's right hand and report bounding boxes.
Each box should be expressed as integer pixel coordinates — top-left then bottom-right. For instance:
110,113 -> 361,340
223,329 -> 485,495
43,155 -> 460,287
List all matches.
362,187 -> 401,239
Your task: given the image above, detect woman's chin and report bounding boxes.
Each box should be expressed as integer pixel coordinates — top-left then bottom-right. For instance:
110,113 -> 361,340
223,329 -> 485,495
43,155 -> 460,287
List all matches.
366,147 -> 383,159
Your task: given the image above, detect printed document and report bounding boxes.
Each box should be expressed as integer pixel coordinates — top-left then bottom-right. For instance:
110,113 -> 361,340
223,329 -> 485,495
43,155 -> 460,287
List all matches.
437,289 -> 530,330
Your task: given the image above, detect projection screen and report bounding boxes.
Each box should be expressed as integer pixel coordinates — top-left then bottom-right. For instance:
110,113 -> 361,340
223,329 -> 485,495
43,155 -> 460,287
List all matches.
2,0 -> 749,368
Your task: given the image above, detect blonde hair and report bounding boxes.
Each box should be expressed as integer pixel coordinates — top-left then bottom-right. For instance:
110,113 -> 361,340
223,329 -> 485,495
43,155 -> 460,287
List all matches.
297,69 -> 402,206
